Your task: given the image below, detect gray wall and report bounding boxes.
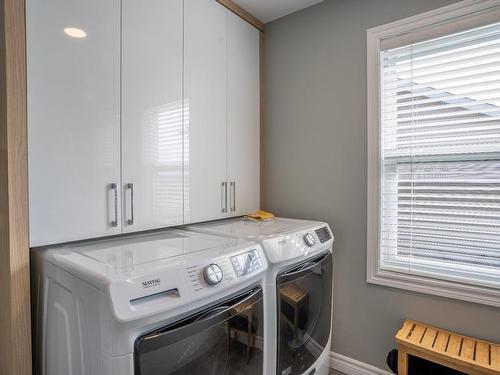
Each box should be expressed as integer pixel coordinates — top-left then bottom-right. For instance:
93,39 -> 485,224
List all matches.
263,0 -> 500,370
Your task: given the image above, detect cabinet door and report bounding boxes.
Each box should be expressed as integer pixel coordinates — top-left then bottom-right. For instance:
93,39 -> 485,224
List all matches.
184,0 -> 228,223
27,0 -> 121,246
227,13 -> 260,216
122,0 -> 184,233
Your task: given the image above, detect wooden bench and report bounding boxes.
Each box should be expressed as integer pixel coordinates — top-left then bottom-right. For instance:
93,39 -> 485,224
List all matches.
396,320 -> 500,375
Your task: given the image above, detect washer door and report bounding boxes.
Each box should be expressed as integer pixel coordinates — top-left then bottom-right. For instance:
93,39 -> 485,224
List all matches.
134,287 -> 263,375
276,252 -> 333,375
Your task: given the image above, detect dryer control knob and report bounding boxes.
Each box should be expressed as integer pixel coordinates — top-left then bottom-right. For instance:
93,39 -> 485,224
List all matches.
203,264 -> 224,285
303,233 -> 316,247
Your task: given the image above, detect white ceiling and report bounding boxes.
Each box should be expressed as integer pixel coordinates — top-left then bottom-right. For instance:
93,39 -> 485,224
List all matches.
233,0 -> 324,23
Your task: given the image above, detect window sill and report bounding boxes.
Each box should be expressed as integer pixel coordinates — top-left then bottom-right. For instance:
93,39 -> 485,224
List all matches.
367,267 -> 500,308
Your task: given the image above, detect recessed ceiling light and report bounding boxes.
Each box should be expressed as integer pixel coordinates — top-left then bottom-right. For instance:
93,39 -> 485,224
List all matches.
64,27 -> 87,38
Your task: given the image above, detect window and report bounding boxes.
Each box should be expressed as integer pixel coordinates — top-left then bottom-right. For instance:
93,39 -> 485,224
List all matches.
367,0 -> 500,306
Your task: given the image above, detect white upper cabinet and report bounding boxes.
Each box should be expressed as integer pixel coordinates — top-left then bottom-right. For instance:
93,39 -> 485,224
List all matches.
27,0 -> 260,246
184,0 -> 228,223
27,0 -> 121,246
227,12 -> 261,216
121,0 -> 184,233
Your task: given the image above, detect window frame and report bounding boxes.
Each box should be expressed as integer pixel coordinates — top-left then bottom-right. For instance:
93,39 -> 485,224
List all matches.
366,0 -> 500,307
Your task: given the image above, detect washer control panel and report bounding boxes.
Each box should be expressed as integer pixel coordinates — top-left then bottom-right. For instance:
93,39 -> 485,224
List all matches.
186,245 -> 267,293
203,264 -> 224,285
230,249 -> 263,277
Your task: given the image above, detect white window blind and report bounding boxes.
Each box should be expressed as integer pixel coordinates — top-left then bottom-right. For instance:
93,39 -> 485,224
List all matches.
380,21 -> 500,288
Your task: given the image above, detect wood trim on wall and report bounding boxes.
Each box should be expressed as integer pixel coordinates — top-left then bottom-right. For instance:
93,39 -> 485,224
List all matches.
259,31 -> 265,209
0,0 -> 31,374
217,0 -> 265,32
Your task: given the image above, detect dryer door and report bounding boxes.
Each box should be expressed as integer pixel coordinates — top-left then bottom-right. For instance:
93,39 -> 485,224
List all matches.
276,252 -> 333,375
134,287 -> 263,375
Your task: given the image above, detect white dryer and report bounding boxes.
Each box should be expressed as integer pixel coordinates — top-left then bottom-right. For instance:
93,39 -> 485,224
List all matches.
187,217 -> 334,375
31,229 -> 268,375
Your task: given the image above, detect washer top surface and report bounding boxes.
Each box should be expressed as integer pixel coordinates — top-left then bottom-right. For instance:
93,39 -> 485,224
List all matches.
39,229 -> 256,280
67,230 -> 245,270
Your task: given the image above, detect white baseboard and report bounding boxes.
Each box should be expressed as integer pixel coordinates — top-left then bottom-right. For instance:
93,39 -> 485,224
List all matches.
330,352 -> 393,375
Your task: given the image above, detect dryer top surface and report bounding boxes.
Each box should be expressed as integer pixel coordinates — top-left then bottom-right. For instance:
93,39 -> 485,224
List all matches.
188,217 -> 334,265
189,217 -> 320,238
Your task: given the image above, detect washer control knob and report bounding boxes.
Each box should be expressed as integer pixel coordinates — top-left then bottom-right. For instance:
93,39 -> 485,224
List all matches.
303,233 -> 316,247
203,264 -> 224,285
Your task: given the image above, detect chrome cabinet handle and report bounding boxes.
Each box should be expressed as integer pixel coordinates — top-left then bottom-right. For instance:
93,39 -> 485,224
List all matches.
233,181 -> 236,212
230,181 -> 236,212
225,182 -> 228,213
221,182 -> 228,213
110,183 -> 118,227
127,183 -> 134,225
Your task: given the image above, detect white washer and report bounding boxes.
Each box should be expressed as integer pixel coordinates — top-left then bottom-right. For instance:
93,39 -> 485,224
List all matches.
31,229 -> 268,375
187,217 -> 334,375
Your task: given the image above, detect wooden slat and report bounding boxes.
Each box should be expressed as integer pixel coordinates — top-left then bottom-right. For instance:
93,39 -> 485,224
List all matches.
460,338 -> 475,360
421,327 -> 438,349
0,0 -> 32,374
396,320 -> 415,341
408,324 -> 426,344
475,342 -> 490,366
434,331 -> 450,353
446,335 -> 463,356
492,346 -> 500,368
217,0 -> 264,31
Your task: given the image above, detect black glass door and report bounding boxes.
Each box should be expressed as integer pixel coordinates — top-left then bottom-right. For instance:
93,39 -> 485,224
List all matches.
135,287 -> 264,375
277,252 -> 333,375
